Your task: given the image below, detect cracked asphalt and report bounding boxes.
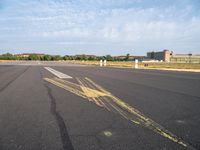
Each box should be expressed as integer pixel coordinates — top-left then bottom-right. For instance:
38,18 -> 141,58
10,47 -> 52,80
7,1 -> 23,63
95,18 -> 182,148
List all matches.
0,61 -> 200,150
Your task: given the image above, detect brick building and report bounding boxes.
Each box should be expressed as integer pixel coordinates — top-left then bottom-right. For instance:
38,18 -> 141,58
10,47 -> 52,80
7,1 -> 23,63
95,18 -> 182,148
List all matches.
147,50 -> 172,62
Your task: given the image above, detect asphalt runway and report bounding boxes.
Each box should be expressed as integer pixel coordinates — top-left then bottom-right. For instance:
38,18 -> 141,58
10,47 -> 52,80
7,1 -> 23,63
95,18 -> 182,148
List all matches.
0,61 -> 200,150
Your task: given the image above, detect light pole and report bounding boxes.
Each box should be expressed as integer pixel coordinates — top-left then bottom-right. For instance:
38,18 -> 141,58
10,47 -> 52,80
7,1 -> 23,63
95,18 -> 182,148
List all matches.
188,53 -> 192,63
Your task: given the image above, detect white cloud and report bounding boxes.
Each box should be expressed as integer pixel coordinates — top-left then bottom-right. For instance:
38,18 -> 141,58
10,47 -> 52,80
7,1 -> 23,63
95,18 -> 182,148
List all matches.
0,0 -> 200,55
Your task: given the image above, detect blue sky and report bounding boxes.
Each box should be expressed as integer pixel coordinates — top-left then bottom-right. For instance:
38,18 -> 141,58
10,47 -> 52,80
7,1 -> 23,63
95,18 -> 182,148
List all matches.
0,0 -> 200,55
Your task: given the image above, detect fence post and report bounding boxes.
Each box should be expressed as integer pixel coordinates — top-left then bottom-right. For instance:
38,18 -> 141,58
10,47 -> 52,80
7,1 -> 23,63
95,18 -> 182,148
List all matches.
134,59 -> 138,69
104,60 -> 107,67
100,60 -> 103,67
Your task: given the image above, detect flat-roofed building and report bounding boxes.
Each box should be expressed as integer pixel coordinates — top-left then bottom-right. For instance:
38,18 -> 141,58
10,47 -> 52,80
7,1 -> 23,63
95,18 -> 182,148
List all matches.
171,54 -> 200,63
147,50 -> 172,62
15,53 -> 45,58
146,50 -> 200,63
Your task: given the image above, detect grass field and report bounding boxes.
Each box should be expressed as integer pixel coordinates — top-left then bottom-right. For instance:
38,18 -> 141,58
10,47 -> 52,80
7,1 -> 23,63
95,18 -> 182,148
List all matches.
0,60 -> 15,62
69,60 -> 200,70
0,60 -> 200,71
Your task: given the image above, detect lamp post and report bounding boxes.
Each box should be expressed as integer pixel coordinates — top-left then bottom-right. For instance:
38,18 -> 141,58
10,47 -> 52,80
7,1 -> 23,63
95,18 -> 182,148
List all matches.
188,53 -> 192,63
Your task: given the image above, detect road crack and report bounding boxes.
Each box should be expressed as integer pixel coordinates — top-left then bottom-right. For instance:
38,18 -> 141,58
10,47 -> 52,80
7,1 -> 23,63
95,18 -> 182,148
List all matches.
44,82 -> 74,150
0,66 -> 30,93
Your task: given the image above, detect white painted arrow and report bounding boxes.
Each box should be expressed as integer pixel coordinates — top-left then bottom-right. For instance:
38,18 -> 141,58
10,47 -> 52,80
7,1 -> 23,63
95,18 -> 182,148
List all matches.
44,67 -> 72,79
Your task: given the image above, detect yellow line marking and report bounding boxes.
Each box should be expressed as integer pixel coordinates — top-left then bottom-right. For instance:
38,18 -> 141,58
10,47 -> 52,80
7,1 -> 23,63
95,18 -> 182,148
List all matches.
109,101 -> 129,120
44,78 -> 86,99
131,119 -> 140,125
77,78 -> 107,98
44,77 -> 195,149
85,77 -> 110,94
99,97 -> 111,111
78,78 -> 105,107
109,95 -> 188,147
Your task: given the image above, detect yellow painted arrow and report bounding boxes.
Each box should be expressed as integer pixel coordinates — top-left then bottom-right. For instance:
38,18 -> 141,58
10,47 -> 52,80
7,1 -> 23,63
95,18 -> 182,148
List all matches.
44,77 -> 195,150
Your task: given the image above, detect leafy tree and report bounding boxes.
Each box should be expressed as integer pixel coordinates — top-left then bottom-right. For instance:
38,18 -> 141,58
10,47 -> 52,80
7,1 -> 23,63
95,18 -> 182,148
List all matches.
80,55 -> 87,60
105,55 -> 113,61
63,55 -> 69,60
28,54 -> 40,60
124,53 -> 130,61
88,56 -> 97,61
51,55 -> 62,61
43,55 -> 52,61
0,52 -> 135,62
0,53 -> 16,60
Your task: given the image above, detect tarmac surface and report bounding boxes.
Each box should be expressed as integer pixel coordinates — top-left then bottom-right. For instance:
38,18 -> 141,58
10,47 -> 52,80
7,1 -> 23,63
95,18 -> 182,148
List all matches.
0,61 -> 200,150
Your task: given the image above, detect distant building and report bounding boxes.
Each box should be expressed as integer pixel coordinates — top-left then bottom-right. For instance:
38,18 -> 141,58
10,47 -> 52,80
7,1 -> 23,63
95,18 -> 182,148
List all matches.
171,53 -> 200,63
15,53 -> 45,58
146,50 -> 200,63
113,55 -> 145,61
147,50 -> 172,62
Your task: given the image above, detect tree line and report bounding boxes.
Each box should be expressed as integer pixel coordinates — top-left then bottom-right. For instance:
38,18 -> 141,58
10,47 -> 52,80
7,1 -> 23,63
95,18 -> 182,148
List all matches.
0,53 -> 132,61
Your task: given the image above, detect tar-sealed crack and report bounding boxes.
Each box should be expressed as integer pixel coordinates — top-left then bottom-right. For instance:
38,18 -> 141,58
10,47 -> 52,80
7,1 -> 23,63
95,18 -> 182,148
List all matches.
44,83 -> 74,150
0,66 -> 30,93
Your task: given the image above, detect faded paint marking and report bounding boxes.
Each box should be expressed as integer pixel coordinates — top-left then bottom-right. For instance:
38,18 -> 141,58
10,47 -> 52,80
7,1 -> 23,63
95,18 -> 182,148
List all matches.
44,77 -> 195,150
44,67 -> 72,79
